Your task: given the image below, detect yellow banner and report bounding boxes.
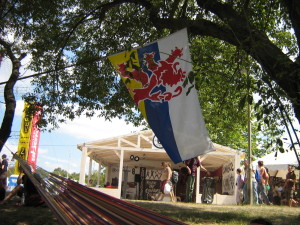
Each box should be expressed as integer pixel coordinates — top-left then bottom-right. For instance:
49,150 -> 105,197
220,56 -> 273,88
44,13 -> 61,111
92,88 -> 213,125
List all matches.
15,102 -> 33,174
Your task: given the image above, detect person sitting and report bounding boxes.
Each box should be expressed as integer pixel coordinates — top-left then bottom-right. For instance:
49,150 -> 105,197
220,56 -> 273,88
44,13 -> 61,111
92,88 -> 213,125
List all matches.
0,173 -> 24,205
272,183 -> 282,205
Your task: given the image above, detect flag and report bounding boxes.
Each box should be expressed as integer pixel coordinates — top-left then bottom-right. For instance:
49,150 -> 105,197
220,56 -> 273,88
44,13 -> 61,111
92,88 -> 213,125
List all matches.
15,102 -> 33,174
27,106 -> 42,171
109,28 -> 215,163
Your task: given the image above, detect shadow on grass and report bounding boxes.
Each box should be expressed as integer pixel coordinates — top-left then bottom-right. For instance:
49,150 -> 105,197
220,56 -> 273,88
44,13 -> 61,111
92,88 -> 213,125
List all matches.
0,202 -> 59,225
131,201 -> 300,225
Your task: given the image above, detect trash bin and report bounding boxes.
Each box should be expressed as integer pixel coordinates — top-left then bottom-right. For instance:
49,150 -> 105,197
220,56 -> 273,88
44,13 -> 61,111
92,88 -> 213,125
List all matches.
201,177 -> 215,204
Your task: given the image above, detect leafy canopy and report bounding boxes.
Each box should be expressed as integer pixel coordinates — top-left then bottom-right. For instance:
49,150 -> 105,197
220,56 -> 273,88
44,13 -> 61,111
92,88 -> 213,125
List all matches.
1,0 -> 299,157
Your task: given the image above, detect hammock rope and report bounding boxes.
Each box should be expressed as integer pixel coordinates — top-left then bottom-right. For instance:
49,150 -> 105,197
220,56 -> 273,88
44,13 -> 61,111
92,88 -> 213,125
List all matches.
13,153 -> 186,225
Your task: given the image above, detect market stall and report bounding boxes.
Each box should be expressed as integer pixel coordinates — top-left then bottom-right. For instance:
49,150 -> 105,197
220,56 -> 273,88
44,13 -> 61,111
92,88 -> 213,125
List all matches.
77,130 -> 245,205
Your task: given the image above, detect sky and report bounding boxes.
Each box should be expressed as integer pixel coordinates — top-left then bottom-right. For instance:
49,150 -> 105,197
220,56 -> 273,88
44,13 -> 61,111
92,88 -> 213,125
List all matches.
0,57 -> 143,174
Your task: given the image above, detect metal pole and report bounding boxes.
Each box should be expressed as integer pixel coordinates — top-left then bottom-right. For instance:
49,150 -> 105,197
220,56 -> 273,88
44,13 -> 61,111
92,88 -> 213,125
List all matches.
248,103 -> 253,205
247,68 -> 253,205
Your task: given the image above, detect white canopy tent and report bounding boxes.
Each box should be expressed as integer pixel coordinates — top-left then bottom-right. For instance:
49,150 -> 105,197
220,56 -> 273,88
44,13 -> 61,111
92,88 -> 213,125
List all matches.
77,129 -> 245,204
253,150 -> 299,170
252,149 -> 300,178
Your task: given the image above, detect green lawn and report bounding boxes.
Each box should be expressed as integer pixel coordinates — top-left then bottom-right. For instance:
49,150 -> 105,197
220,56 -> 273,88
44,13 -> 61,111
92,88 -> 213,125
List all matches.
0,198 -> 299,225
129,200 -> 300,225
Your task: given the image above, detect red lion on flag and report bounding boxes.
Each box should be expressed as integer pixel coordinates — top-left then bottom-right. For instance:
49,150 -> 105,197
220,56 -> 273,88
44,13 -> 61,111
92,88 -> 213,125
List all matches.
117,47 -> 186,105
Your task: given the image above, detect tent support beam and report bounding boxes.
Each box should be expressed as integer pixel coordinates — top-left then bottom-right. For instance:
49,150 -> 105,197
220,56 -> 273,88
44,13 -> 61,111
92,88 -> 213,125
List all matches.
79,146 -> 88,185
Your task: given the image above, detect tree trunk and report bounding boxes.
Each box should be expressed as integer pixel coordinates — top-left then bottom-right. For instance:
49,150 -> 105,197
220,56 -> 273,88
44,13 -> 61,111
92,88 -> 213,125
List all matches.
0,48 -> 25,152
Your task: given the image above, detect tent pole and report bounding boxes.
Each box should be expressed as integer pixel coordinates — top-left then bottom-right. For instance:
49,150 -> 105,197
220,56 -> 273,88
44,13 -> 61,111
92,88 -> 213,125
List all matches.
79,145 -> 88,185
97,162 -> 101,187
118,149 -> 124,199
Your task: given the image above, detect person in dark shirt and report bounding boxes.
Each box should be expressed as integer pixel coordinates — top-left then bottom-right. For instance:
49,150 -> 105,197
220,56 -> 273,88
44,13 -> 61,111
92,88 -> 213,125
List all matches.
0,154 -> 8,200
283,165 -> 296,207
184,156 -> 210,202
0,154 -> 8,189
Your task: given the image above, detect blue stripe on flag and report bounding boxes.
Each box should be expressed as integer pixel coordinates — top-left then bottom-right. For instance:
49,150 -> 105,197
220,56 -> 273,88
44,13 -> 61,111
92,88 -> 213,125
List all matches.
138,42 -> 160,76
145,101 -> 182,163
138,42 -> 183,163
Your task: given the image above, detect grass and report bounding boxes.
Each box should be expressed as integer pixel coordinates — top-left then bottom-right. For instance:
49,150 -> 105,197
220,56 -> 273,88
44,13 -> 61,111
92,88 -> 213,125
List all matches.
0,198 -> 59,225
0,197 -> 299,225
128,200 -> 300,225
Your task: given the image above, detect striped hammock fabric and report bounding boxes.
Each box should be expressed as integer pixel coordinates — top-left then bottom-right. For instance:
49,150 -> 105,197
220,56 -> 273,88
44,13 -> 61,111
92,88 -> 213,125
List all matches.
14,153 -> 187,225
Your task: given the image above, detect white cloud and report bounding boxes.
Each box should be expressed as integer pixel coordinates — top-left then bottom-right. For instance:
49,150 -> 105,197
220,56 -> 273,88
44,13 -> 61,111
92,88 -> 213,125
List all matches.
37,147 -> 48,155
14,100 -> 143,142
15,100 -> 25,116
38,152 -> 80,173
0,54 -> 33,84
57,116 -> 143,141
0,58 -> 12,82
0,140 -> 15,158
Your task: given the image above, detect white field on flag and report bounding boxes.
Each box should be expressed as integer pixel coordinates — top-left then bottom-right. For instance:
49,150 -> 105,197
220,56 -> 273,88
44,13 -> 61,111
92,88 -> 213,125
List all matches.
157,28 -> 215,161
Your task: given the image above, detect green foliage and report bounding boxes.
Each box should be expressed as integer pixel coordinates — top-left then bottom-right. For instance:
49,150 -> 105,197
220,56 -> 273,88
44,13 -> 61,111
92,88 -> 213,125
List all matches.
86,169 -> 106,187
1,0 -> 299,158
50,167 -> 105,186
51,167 -> 79,181
52,167 -> 69,178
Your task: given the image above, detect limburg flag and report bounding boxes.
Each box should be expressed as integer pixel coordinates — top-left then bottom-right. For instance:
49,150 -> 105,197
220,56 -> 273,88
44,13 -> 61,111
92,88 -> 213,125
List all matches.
108,28 -> 215,163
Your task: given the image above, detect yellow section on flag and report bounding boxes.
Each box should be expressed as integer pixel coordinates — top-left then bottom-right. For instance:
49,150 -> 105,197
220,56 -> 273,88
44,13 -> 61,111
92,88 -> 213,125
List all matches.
108,50 -> 147,119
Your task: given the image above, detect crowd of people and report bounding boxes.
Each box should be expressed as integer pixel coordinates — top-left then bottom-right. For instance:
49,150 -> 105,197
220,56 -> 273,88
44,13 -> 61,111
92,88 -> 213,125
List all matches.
236,160 -> 299,207
151,156 -> 299,206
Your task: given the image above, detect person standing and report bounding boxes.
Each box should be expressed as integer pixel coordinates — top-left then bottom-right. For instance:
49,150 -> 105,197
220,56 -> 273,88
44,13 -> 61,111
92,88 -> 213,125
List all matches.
257,160 -> 270,205
0,154 -> 8,201
0,154 -> 8,189
184,156 -> 209,202
283,165 -> 296,207
243,159 -> 259,205
152,162 -> 175,202
236,168 -> 244,205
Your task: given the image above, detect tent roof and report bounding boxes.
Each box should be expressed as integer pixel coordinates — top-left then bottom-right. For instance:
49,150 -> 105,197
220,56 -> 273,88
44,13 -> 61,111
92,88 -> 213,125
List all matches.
77,130 -> 244,170
252,149 -> 300,171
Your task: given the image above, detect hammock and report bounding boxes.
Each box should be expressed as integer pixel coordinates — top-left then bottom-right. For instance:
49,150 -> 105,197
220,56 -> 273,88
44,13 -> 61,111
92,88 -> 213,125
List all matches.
14,153 -> 187,225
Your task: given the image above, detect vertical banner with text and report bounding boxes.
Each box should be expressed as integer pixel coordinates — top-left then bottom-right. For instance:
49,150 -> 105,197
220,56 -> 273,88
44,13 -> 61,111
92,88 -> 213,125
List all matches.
27,106 -> 42,171
15,102 -> 33,174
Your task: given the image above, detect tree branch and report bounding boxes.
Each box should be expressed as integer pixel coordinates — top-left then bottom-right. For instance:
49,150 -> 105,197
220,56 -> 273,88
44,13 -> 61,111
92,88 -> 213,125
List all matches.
170,0 -> 181,18
0,37 -> 16,61
179,0 -> 188,18
282,0 -> 300,61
